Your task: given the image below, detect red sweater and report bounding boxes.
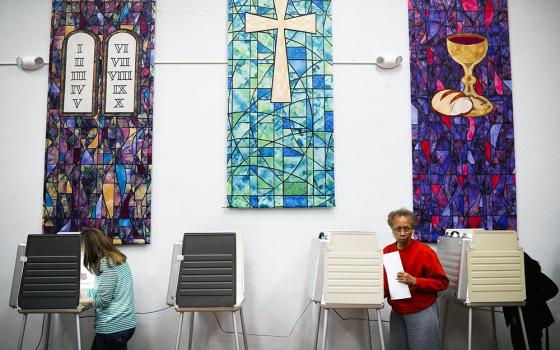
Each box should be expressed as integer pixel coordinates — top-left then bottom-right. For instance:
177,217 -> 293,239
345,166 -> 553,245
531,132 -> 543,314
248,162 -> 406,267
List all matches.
383,240 -> 449,315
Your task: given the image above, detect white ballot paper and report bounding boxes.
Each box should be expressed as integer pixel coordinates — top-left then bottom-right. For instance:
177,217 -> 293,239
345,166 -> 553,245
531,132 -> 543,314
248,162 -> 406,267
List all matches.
80,252 -> 96,290
383,251 -> 412,300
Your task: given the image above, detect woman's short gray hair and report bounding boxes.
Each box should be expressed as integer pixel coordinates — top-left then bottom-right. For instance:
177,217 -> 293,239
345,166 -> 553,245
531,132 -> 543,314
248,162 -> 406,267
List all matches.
387,208 -> 418,228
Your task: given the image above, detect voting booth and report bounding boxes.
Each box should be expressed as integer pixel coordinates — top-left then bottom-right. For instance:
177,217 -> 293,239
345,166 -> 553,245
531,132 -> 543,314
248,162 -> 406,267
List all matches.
436,229 -> 479,301
437,229 -> 526,303
10,234 -> 84,350
308,231 -> 385,350
467,230 -> 526,303
9,243 -> 27,310
167,240 -> 183,307
307,233 -> 328,303
436,229 -> 528,350
168,232 -> 247,350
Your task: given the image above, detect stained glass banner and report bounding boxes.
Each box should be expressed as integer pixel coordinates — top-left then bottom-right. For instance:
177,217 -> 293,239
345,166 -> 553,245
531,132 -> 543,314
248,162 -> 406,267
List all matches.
408,0 -> 516,242
227,0 -> 335,208
43,1 -> 155,244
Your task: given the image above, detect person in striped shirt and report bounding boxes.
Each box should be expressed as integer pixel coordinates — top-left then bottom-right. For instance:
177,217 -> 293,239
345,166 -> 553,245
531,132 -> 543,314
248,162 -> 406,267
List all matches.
79,228 -> 137,350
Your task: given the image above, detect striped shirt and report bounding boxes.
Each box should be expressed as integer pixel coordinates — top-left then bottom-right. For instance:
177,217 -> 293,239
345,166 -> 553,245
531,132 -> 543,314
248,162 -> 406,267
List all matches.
88,258 -> 136,334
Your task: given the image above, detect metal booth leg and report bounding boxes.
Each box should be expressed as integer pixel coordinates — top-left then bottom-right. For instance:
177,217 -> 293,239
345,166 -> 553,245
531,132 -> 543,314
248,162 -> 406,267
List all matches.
75,313 -> 81,350
517,307 -> 529,350
313,303 -> 321,350
441,298 -> 449,349
468,307 -> 473,350
17,314 -> 28,350
376,309 -> 385,350
175,312 -> 184,350
239,307 -> 248,350
365,309 -> 372,350
232,312 -> 240,350
44,313 -> 51,350
491,307 -> 497,350
320,309 -> 329,350
188,312 -> 195,350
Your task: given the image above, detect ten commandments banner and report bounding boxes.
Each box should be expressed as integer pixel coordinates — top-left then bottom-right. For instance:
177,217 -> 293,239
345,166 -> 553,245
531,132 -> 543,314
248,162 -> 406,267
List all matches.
227,0 -> 335,208
408,0 -> 516,242
43,1 -> 155,244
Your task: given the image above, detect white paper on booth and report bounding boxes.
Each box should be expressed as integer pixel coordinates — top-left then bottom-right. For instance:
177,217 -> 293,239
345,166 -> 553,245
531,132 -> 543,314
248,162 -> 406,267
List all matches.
80,252 -> 96,290
383,251 -> 411,300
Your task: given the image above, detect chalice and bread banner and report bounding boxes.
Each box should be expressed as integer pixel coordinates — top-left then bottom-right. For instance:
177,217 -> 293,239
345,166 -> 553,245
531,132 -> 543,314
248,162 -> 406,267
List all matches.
408,0 -> 516,242
431,33 -> 493,117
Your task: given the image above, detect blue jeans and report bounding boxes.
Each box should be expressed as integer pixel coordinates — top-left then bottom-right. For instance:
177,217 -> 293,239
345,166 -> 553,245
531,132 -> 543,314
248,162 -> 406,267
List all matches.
390,302 -> 441,350
91,328 -> 135,350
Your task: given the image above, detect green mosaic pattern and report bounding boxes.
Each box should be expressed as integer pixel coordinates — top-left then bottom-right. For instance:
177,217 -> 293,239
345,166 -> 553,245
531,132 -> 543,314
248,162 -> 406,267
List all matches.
227,0 -> 334,208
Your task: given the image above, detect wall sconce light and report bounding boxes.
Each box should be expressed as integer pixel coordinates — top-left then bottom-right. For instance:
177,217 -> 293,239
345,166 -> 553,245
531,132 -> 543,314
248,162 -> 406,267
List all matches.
375,55 -> 403,70
16,56 -> 45,70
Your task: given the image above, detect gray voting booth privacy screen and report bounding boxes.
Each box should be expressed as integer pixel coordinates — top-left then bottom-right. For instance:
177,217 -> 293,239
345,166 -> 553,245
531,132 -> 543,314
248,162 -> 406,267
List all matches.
17,234 -> 81,309
176,232 -> 237,307
436,229 -> 477,301
9,244 -> 26,308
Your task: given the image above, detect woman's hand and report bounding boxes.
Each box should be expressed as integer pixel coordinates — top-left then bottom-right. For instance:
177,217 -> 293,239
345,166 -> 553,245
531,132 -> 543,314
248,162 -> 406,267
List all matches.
397,272 -> 417,286
79,298 -> 93,307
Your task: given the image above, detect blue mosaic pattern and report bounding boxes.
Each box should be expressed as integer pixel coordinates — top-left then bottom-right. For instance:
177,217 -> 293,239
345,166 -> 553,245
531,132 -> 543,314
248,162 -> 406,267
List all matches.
227,0 -> 335,208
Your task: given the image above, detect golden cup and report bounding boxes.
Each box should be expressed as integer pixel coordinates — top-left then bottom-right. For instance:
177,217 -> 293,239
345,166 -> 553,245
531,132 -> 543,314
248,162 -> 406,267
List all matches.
446,33 -> 493,117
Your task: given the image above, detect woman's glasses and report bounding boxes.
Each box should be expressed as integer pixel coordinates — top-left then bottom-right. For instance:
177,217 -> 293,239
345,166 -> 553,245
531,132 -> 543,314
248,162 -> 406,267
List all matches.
392,227 -> 413,233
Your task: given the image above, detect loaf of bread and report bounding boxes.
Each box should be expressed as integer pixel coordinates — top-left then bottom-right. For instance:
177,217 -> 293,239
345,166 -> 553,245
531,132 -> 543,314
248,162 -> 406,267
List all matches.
430,89 -> 473,116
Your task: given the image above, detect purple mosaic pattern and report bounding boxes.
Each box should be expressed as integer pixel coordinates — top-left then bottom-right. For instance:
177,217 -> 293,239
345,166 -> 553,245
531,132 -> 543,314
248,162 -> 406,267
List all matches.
409,0 -> 516,242
43,1 -> 155,244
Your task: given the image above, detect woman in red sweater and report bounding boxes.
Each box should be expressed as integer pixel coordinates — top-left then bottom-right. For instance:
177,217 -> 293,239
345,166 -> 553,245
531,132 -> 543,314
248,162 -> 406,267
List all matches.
383,208 -> 449,350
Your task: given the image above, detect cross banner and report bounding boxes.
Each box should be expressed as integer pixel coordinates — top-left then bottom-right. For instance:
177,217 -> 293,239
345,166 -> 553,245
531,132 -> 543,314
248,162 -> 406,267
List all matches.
227,0 -> 334,208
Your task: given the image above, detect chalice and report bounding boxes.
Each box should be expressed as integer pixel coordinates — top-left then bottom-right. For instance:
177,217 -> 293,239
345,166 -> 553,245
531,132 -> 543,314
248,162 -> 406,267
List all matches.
446,33 -> 493,117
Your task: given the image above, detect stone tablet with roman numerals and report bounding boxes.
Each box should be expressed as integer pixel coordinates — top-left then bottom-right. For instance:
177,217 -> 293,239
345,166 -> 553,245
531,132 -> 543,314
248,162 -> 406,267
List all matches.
103,30 -> 140,115
61,30 -> 99,116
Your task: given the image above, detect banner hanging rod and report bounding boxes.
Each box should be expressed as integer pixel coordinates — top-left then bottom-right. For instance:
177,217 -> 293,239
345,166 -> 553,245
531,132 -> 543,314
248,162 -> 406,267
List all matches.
0,57 -> 402,68
0,60 -> 378,65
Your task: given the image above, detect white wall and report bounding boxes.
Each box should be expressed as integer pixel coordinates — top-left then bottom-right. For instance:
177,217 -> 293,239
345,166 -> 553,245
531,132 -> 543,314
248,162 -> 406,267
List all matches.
0,0 -> 559,349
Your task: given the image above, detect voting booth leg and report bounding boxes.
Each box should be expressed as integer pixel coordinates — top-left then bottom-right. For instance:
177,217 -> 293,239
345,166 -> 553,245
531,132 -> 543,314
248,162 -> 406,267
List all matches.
75,314 -> 82,350
232,312 -> 240,350
491,307 -> 497,350
376,309 -> 385,350
517,307 -> 529,350
313,303 -> 321,350
17,314 -> 27,350
188,312 -> 195,350
44,313 -> 52,350
441,298 -> 449,348
365,310 -> 372,350
320,309 -> 329,350
239,307 -> 248,350
175,312 -> 184,350
468,307 -> 473,350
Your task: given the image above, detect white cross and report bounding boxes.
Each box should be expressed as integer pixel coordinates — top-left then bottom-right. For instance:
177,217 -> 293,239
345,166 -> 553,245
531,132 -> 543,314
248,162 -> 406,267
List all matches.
245,0 -> 316,103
